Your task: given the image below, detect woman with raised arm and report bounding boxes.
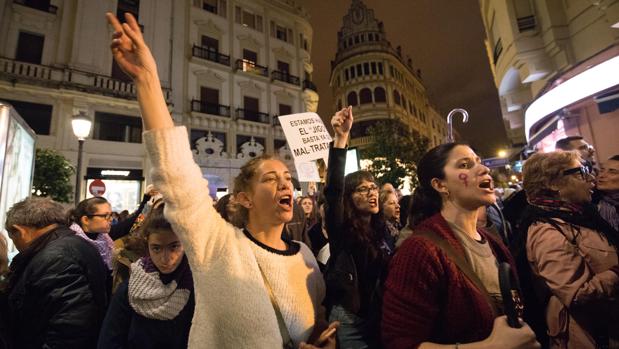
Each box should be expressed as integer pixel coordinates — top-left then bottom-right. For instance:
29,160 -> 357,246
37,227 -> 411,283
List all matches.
106,12 -> 337,349
381,141 -> 540,349
324,107 -> 393,348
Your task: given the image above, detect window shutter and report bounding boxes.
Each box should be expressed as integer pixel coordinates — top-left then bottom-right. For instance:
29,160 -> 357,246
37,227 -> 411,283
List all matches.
287,28 -> 293,44
235,6 -> 241,24
257,15 -> 263,32
220,0 -> 227,18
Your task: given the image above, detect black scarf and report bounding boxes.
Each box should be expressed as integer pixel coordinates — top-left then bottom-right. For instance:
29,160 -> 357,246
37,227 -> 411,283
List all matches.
520,201 -> 619,249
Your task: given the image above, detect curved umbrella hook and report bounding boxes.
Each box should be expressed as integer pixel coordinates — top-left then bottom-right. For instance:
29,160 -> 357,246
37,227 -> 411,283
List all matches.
446,108 -> 469,143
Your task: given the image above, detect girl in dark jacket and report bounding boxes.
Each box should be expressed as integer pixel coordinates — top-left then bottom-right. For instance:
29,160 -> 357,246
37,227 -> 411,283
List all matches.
324,107 -> 392,348
98,201 -> 194,349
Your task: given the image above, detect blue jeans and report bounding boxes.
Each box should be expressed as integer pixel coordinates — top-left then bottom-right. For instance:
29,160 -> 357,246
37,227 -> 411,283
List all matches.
329,305 -> 375,349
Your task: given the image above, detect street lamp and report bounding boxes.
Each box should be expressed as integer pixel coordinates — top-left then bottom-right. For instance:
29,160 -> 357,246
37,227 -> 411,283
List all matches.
497,149 -> 507,158
71,111 -> 93,204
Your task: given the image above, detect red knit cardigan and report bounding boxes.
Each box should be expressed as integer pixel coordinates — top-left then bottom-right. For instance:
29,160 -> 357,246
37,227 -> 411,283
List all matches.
381,213 -> 516,348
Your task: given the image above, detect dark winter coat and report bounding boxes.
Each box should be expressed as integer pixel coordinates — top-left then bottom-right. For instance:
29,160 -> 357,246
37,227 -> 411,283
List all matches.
97,280 -> 194,349
6,226 -> 109,348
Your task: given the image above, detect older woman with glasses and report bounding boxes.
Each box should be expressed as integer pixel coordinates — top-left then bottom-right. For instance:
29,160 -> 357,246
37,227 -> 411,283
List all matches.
520,151 -> 619,348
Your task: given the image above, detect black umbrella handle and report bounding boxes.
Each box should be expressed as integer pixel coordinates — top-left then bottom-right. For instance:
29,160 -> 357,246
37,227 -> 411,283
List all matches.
499,262 -> 523,328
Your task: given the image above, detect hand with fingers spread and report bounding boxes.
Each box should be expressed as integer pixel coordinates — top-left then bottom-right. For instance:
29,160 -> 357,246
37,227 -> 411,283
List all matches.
330,106 -> 353,148
106,12 -> 158,83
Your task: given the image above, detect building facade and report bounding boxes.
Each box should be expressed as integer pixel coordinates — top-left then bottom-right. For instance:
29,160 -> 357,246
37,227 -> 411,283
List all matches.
0,0 -> 318,210
329,0 -> 447,151
479,0 -> 619,160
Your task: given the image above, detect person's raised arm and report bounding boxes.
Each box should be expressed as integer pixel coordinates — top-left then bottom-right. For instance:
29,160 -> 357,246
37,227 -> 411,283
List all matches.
106,12 -> 172,130
331,106 -> 352,149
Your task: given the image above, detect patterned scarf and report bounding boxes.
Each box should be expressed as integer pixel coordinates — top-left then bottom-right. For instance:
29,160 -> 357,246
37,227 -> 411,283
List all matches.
528,196 -> 584,215
128,255 -> 193,320
69,223 -> 114,270
599,191 -> 619,231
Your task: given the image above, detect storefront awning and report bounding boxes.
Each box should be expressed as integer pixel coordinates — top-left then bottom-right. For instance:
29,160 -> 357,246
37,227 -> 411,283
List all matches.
525,54 -> 619,141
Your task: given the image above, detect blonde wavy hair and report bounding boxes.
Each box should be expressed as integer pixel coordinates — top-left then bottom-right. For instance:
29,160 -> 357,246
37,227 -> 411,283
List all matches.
522,150 -> 581,200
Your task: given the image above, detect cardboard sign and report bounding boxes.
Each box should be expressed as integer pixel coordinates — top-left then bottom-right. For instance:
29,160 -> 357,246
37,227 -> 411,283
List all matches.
295,161 -> 321,182
277,112 -> 332,164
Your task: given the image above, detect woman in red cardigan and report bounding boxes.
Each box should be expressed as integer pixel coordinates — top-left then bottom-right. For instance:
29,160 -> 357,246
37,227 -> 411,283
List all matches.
381,142 -> 540,349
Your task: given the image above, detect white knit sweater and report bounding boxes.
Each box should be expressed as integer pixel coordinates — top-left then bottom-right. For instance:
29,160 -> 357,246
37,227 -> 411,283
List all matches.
144,127 -> 325,348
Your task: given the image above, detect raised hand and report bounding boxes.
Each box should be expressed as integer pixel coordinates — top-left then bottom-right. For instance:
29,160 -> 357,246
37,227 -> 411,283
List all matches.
331,106 -> 353,148
106,12 -> 158,83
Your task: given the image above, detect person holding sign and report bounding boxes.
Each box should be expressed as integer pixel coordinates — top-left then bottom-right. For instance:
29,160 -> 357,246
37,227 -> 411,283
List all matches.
381,140 -> 540,348
323,106 -> 393,348
106,12 -> 337,349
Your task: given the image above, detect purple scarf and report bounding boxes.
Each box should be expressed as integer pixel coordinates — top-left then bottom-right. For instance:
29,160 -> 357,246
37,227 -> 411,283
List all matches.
69,223 -> 114,270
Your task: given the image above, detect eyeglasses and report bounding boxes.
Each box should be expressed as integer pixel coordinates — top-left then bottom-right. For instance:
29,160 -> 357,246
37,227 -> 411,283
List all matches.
562,166 -> 591,180
354,184 -> 379,195
88,213 -> 113,220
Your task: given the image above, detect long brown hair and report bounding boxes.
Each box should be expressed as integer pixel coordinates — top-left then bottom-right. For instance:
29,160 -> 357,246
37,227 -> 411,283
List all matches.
342,170 -> 385,250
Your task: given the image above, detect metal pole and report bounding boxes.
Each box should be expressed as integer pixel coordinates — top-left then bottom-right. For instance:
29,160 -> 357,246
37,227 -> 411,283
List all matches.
74,139 -> 84,205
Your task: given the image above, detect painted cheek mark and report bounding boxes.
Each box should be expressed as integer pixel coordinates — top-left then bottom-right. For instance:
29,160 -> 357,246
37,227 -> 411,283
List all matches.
458,173 -> 469,187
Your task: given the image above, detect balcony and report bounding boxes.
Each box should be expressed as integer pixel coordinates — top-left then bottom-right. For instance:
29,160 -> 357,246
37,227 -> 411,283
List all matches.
0,57 -> 172,103
13,0 -> 57,14
517,15 -> 536,32
236,108 -> 270,124
191,99 -> 230,117
235,59 -> 268,77
192,45 -> 230,66
272,70 -> 300,86
302,79 -> 317,92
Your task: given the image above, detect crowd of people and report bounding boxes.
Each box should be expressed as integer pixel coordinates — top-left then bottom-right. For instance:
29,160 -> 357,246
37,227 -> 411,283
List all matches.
0,12 -> 617,349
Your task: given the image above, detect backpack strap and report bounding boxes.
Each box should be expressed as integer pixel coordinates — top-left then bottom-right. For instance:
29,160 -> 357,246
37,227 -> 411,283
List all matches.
415,229 -> 499,318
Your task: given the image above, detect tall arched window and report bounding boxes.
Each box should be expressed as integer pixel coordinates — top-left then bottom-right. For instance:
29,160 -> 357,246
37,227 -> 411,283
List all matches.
347,91 -> 358,106
393,90 -> 401,105
360,88 -> 372,104
374,87 -> 386,102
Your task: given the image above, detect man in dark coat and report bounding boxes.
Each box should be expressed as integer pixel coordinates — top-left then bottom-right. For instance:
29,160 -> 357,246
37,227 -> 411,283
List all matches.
4,197 -> 108,348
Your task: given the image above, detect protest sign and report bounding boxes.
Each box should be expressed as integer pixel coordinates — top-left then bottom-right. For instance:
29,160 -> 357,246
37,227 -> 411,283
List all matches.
277,112 -> 332,164
295,161 -> 321,182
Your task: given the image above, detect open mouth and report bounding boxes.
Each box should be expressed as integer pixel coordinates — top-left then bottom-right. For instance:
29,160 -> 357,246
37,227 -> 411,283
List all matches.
478,179 -> 494,191
278,194 -> 293,210
368,197 -> 378,207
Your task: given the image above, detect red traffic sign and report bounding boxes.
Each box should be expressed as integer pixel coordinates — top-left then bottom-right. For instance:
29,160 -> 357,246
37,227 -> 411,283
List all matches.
89,179 -> 106,196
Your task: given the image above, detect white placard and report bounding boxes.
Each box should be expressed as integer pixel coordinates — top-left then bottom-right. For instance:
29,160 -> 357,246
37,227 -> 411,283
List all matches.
295,161 -> 321,182
277,112 -> 332,164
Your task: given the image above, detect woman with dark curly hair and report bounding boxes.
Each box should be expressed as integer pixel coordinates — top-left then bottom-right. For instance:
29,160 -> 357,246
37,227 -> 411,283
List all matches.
382,140 -> 539,349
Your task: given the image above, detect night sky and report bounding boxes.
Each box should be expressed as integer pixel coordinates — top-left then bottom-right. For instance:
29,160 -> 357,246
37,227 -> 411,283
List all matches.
297,0 -> 509,156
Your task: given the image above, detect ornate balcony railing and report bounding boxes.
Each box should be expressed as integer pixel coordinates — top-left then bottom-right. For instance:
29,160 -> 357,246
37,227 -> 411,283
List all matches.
13,0 -> 57,14
191,99 -> 231,117
302,79 -> 317,92
236,108 -> 270,124
517,15 -> 536,32
0,57 -> 172,103
272,70 -> 300,86
235,59 -> 268,77
192,45 -> 230,66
